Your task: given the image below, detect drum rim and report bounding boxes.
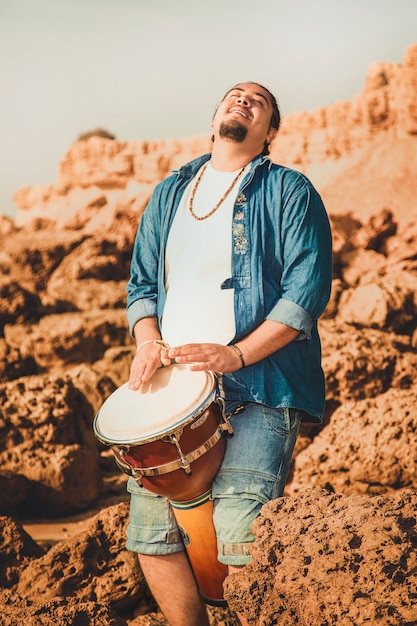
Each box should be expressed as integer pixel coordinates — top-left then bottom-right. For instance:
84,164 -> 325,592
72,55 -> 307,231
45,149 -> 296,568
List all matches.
93,387 -> 218,447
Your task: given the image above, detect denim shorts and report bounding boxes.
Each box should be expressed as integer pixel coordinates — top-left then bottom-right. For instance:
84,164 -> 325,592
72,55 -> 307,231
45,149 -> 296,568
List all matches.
126,403 -> 301,566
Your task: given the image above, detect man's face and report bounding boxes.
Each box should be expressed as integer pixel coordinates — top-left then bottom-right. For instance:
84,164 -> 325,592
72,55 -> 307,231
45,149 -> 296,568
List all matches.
212,83 -> 277,149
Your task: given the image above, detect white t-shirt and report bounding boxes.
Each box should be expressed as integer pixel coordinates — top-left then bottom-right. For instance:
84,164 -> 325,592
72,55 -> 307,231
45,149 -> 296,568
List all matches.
161,161 -> 250,346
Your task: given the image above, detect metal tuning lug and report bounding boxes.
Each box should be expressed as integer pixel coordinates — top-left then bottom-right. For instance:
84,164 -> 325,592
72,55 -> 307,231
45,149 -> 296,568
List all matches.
170,433 -> 192,475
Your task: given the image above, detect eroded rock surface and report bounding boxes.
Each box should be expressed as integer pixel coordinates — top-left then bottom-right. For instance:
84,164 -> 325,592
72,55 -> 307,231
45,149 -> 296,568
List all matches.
225,489 -> 417,625
0,370 -> 109,516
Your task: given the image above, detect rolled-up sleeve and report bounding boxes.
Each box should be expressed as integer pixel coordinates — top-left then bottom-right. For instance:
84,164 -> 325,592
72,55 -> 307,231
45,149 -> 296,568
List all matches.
278,179 -> 332,321
126,298 -> 158,336
266,298 -> 313,339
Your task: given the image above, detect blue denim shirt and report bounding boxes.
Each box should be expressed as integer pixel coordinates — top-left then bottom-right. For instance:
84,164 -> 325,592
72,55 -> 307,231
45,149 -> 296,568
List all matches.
127,153 -> 332,422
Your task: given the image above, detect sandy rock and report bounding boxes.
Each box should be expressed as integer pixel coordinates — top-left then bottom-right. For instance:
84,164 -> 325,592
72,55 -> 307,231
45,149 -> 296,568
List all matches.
81,198 -> 145,244
0,229 -> 85,292
328,213 -> 363,256
15,502 -> 146,612
225,489 -> 417,625
0,472 -> 29,515
67,363 -> 117,417
271,44 -> 417,170
0,592 -> 239,626
0,214 -> 17,236
0,338 -> 37,383
402,43 -> 417,133
320,321 -> 415,405
320,278 -> 343,320
56,136 -> 211,192
338,282 -> 391,328
0,516 -> 45,587
12,182 -> 56,215
331,208 -> 398,286
58,137 -> 134,189
289,386 -> 417,495
337,268 -> 417,332
0,589 -> 128,626
339,248 -> 387,286
317,133 -> 417,229
0,279 -> 42,331
4,309 -> 129,371
13,181 -> 151,233
0,373 -> 102,515
385,219 -> 417,268
126,613 -> 166,626
126,607 -> 241,625
44,236 -> 130,312
93,346 -> 136,388
350,207 -> 397,252
14,136 -> 211,229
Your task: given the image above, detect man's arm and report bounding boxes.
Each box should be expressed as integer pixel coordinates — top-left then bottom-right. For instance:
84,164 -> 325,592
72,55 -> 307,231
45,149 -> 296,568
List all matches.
168,319 -> 300,373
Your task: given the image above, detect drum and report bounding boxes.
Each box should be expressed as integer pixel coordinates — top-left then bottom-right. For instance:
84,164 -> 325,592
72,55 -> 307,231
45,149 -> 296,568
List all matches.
93,363 -> 232,605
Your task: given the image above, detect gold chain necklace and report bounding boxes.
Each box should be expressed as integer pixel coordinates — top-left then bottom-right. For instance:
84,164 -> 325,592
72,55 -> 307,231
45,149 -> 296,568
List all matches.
189,163 -> 246,221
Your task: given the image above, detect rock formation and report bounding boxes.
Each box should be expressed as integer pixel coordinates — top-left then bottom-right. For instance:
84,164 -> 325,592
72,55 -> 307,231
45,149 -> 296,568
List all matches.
225,489 -> 416,625
0,44 -> 416,625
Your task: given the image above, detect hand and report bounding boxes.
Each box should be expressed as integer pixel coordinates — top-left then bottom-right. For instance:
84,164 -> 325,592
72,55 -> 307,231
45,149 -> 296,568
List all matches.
168,343 -> 243,373
128,342 -> 172,390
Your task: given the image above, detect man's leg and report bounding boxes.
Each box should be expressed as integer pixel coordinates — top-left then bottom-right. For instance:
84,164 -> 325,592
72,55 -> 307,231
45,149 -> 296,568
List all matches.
212,404 -> 303,626
138,552 -> 210,626
126,480 -> 209,625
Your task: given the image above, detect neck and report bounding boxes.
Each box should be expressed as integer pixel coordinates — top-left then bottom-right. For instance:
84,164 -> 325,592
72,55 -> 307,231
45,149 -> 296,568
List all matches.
210,138 -> 262,172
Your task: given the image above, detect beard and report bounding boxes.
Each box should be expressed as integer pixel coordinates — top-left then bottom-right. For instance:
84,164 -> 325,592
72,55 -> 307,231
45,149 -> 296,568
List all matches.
219,120 -> 248,143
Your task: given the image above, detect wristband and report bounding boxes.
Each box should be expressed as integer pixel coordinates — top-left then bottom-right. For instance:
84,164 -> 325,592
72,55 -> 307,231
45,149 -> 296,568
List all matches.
230,344 -> 245,368
136,339 -> 170,353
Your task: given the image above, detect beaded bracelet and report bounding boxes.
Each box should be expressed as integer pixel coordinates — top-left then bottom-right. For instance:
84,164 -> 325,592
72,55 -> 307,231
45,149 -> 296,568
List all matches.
230,344 -> 245,368
136,339 -> 170,353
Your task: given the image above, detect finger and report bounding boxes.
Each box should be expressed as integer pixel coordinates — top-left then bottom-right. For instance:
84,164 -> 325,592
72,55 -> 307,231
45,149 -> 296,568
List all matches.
128,370 -> 144,390
169,344 -> 205,357
160,352 -> 172,367
128,355 -> 152,389
169,346 -> 211,364
129,360 -> 159,389
128,358 -> 146,389
139,362 -> 159,384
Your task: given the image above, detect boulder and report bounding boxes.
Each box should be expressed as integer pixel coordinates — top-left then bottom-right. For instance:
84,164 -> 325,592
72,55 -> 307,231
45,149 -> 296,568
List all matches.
15,503 -> 146,613
225,489 -> 417,625
289,386 -> 417,495
4,309 -> 130,371
0,373 -> 102,515
0,516 -> 45,587
44,237 -> 130,312
337,269 -> 417,332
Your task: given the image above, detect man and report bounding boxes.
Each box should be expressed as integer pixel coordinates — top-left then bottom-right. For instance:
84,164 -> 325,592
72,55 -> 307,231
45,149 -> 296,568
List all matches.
125,82 -> 332,626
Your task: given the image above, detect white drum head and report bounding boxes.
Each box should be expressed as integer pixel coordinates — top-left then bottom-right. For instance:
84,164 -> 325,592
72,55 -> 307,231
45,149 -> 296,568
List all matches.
95,363 -> 216,444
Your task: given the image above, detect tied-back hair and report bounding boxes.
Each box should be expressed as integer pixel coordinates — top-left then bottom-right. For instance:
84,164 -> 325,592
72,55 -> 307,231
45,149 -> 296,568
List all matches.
212,82 -> 281,156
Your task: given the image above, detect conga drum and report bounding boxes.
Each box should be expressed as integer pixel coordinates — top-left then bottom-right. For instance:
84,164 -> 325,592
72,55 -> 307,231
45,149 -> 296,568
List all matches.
93,363 -> 233,605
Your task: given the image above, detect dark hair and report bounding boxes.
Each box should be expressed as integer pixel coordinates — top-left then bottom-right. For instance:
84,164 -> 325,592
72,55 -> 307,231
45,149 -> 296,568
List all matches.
213,82 -> 281,155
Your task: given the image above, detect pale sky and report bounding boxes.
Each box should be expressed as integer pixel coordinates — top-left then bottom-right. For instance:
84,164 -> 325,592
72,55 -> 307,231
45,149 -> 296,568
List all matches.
1,0 -> 416,217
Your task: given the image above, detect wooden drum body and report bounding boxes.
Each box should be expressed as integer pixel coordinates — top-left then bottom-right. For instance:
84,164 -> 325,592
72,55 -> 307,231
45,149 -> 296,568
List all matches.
93,363 -> 232,605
